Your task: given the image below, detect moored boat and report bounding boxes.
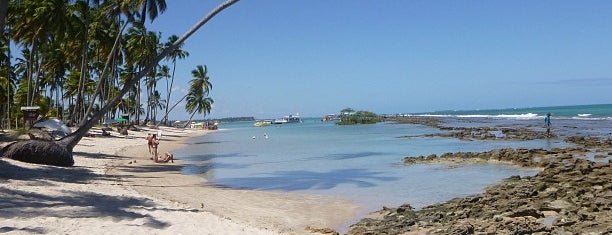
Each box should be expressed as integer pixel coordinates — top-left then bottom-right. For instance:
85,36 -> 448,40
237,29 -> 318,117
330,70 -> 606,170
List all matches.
253,120 -> 271,127
272,115 -> 301,124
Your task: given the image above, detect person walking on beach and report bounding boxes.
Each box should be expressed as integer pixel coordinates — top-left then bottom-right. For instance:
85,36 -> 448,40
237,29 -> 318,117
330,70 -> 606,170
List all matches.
544,113 -> 552,137
150,134 -> 160,162
146,133 -> 153,155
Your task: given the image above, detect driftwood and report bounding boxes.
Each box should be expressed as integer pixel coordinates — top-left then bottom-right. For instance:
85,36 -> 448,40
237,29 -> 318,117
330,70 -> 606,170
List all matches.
0,140 -> 74,167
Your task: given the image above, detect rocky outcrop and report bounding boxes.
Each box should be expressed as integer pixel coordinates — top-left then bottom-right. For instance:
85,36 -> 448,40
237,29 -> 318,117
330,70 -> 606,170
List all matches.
385,117 -> 443,128
349,137 -> 612,235
390,116 -> 558,141
419,126 -> 551,141
403,147 -> 586,168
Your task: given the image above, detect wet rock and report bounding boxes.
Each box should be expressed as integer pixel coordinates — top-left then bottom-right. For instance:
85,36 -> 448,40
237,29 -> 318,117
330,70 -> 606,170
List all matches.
351,135 -> 612,235
507,208 -> 544,218
593,154 -> 606,159
304,226 -> 339,235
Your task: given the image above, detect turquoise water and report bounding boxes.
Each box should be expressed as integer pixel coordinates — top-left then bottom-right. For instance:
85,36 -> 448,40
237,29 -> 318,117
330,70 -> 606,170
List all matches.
176,120 -> 562,224
416,103 -> 612,119
175,104 -> 610,229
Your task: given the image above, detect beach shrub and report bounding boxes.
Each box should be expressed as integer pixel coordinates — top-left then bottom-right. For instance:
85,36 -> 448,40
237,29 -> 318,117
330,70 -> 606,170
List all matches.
337,110 -> 381,125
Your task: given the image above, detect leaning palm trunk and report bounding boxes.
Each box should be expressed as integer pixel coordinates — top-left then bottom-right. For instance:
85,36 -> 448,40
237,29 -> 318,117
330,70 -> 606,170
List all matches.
183,111 -> 197,128
163,62 -> 178,125
155,94 -> 188,127
0,0 -> 241,166
81,22 -> 129,127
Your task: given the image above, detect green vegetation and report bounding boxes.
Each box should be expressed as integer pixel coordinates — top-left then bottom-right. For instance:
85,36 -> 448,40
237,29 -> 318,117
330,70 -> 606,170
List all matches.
337,108 -> 381,125
0,0 -> 240,166
0,0 -> 237,131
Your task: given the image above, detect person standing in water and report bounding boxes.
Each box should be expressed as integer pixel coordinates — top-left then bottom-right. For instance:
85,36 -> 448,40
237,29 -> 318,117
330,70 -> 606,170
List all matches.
544,113 -> 552,137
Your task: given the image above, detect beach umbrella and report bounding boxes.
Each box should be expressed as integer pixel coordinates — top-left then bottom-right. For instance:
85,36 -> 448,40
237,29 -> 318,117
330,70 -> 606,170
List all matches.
33,119 -> 72,135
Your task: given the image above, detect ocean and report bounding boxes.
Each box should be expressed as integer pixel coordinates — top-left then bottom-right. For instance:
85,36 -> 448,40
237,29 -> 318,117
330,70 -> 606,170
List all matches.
174,104 -> 612,227
414,103 -> 612,120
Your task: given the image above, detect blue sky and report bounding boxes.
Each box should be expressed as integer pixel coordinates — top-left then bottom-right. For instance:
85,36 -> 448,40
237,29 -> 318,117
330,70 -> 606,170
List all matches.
148,0 -> 612,120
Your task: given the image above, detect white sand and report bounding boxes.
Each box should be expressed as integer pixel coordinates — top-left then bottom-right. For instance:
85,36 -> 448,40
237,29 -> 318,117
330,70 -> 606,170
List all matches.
0,126 -> 357,235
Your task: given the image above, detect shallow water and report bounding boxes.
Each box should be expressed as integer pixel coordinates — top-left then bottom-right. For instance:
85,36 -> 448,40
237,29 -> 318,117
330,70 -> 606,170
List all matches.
175,118 -> 572,229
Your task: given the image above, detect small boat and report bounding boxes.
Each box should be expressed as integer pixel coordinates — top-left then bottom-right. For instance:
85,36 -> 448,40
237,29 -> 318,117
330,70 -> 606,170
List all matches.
254,120 -> 271,127
272,115 -> 301,124
322,114 -> 340,122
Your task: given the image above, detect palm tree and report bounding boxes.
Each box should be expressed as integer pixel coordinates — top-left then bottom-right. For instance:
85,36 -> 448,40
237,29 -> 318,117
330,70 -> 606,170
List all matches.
124,25 -> 159,124
150,89 -> 165,123
143,64 -> 166,124
185,94 -> 213,126
138,0 -> 166,24
162,34 -> 188,125
190,65 -> 212,96
183,65 -> 213,125
11,0 -> 72,106
2,0 -> 240,166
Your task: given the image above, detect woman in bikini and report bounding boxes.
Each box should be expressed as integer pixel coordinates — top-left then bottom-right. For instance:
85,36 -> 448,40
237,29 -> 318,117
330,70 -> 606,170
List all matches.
150,134 -> 159,162
159,152 -> 174,163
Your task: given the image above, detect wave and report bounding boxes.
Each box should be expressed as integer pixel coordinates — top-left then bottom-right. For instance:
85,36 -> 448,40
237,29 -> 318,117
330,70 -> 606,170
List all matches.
570,116 -> 612,121
415,113 -> 541,120
577,113 -> 592,117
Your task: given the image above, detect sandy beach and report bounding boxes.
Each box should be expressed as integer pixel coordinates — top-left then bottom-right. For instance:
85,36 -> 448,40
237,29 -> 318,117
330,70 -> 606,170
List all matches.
0,126 -> 357,235
2,115 -> 610,235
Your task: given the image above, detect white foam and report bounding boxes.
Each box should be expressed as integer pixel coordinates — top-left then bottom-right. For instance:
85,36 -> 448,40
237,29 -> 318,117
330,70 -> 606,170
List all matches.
415,114 -> 453,117
416,113 -> 541,120
456,115 -> 491,118
571,116 -> 612,121
494,113 -> 540,119
577,113 -> 592,117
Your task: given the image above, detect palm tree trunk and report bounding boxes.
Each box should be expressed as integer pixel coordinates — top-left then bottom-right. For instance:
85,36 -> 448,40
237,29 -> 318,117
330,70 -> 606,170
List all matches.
31,54 -> 43,106
136,69 -> 141,124
27,40 -> 37,106
155,93 -> 186,127
184,111 -> 197,128
80,22 -> 128,127
0,0 -> 7,31
6,29 -> 11,129
163,60 -> 176,125
72,38 -> 88,124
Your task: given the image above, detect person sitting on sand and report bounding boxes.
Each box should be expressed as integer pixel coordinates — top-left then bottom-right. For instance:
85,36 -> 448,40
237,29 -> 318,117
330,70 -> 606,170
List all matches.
157,152 -> 174,163
150,134 -> 159,162
102,129 -> 111,136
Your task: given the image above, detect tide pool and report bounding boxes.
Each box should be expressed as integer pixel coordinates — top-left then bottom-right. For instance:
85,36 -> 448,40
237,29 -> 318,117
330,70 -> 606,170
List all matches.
175,118 -> 569,227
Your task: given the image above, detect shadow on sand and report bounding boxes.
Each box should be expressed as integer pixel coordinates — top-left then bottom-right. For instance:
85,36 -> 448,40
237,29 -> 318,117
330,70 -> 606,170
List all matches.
215,168 -> 399,191
0,159 -> 194,231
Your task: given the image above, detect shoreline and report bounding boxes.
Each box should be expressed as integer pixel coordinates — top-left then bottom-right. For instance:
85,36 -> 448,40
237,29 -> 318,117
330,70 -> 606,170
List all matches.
2,116 -> 610,234
0,126 -> 356,234
109,127 -> 358,234
349,118 -> 612,234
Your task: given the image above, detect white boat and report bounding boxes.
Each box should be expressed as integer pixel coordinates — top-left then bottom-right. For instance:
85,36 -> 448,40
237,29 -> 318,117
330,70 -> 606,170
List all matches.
272,115 -> 301,124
